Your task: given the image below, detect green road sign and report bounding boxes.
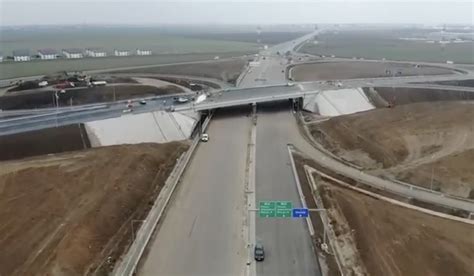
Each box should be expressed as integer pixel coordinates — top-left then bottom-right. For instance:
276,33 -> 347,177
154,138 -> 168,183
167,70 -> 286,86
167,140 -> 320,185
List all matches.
276,201 -> 292,210
259,209 -> 276,218
259,201 -> 276,218
260,201 -> 276,209
276,209 -> 292,218
259,201 -> 293,218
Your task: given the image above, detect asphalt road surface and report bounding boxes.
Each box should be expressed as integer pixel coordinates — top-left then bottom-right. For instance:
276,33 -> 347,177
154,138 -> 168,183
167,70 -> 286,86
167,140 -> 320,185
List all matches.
138,109 -> 251,276
241,37 -> 321,276
255,103 -> 320,276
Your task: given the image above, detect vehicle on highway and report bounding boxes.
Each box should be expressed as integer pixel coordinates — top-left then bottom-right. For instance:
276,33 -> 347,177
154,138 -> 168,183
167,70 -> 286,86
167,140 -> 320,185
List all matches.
287,81 -> 294,87
139,100 -> 147,105
173,97 -> 189,104
254,243 -> 265,261
201,133 -> 209,142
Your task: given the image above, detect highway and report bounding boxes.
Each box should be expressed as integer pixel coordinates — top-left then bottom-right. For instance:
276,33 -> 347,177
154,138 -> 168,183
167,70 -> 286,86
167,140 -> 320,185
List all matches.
255,105 -> 319,276
138,109 -> 251,276
239,36 -> 321,276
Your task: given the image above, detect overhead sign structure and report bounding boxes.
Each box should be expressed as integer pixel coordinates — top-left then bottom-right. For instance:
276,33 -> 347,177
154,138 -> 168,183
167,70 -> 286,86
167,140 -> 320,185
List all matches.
259,201 -> 293,218
292,208 -> 309,218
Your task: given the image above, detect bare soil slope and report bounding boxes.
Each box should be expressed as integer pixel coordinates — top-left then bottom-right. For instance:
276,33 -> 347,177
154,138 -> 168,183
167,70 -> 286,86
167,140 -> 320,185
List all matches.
367,87 -> 474,107
292,61 -> 453,81
115,58 -> 247,84
0,124 -> 90,161
318,180 -> 474,276
310,101 -> 474,198
0,142 -> 188,275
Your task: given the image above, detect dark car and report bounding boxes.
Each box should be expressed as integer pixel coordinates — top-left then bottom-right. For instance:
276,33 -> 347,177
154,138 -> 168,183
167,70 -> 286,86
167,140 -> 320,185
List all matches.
254,243 -> 265,261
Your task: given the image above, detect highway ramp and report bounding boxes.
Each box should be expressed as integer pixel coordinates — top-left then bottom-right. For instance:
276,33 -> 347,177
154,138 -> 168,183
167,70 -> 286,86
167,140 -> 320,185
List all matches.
138,109 -> 251,276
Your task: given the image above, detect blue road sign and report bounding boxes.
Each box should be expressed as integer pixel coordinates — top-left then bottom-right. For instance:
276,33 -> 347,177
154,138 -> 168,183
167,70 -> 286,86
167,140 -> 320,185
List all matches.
292,208 -> 309,218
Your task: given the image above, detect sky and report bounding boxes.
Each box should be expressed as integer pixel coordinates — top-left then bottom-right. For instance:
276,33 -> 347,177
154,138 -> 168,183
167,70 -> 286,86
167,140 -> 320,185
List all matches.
1,0 -> 473,26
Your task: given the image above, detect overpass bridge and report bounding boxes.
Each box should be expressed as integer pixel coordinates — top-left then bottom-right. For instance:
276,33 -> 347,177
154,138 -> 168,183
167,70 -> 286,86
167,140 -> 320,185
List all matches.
1,71 -> 474,135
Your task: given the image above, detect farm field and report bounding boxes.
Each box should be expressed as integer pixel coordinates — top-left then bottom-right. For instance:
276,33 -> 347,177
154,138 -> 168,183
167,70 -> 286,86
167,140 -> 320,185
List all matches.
0,27 -> 259,57
299,30 -> 474,64
0,52 -> 251,80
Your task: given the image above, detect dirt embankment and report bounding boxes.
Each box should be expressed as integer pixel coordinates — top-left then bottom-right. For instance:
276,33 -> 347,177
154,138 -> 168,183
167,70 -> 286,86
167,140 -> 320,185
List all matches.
0,84 -> 183,110
309,101 -> 474,198
114,59 -> 247,84
0,142 -> 188,275
291,61 -> 453,81
0,124 -> 90,161
365,87 -> 474,107
318,178 -> 474,276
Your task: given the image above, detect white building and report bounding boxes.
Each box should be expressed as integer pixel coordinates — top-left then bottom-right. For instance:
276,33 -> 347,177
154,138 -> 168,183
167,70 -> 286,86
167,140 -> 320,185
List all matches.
114,49 -> 130,57
38,49 -> 58,60
62,49 -> 83,59
136,49 -> 152,56
86,48 -> 107,58
13,50 -> 31,62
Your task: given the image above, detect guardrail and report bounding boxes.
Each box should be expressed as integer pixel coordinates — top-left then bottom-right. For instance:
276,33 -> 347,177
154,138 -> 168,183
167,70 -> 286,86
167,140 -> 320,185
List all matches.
287,145 -> 315,236
383,176 -> 474,204
112,112 -> 212,276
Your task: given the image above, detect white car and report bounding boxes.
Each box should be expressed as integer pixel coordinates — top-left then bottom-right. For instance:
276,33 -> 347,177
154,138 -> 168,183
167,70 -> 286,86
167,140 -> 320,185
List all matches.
287,82 -> 294,87
201,133 -> 209,142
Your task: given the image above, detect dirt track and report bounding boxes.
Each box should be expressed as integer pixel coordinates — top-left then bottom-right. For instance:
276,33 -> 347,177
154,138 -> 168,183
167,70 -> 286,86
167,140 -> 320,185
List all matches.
318,178 -> 474,276
291,61 -> 454,81
309,101 -> 474,198
0,124 -> 90,161
0,142 -> 188,275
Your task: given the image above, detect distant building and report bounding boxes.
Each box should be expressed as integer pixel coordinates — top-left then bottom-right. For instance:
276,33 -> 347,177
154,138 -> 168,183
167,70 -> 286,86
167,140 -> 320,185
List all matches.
86,48 -> 107,58
62,48 -> 83,59
136,49 -> 152,56
114,49 -> 130,57
0,52 -> 3,62
13,49 -> 31,62
38,48 -> 58,60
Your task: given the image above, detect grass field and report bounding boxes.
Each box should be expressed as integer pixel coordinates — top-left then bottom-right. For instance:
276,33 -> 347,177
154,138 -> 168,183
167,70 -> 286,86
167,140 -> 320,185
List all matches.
0,52 -> 251,79
1,27 -> 259,55
299,30 -> 474,64
0,26 -> 259,79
